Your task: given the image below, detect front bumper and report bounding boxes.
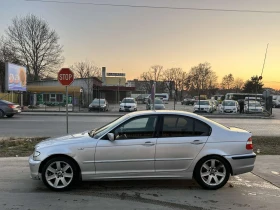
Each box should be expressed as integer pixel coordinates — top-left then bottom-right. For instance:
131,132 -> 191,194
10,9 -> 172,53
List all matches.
119,107 -> 137,112
29,155 -> 42,180
224,153 -> 256,176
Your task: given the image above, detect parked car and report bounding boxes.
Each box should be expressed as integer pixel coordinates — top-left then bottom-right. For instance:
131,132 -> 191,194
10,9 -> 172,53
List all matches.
193,100 -> 213,113
181,98 -> 195,105
0,99 -> 21,118
220,100 -> 239,114
29,110 -> 256,191
273,95 -> 280,108
144,93 -> 169,104
244,101 -> 263,113
146,98 -> 165,110
89,98 -> 109,112
119,98 -> 137,112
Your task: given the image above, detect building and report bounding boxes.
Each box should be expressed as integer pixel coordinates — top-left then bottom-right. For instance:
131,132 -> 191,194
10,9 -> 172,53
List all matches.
25,67 -> 135,106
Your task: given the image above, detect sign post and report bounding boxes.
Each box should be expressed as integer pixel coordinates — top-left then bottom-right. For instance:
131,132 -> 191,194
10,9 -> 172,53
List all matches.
58,68 -> 74,134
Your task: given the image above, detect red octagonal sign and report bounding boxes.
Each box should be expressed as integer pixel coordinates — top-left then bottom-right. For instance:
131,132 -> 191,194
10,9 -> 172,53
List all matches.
58,68 -> 74,86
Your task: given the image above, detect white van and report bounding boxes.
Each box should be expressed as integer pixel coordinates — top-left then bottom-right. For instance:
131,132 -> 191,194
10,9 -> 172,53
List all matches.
144,93 -> 169,104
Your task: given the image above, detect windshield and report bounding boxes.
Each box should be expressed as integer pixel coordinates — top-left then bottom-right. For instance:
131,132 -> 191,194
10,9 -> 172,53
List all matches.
122,99 -> 135,103
196,101 -> 210,105
223,101 -> 235,106
92,99 -> 105,104
91,115 -> 129,138
155,99 -> 163,104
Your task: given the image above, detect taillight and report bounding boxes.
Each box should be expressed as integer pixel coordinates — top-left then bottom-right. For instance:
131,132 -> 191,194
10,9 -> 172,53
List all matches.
246,137 -> 253,150
8,104 -> 16,109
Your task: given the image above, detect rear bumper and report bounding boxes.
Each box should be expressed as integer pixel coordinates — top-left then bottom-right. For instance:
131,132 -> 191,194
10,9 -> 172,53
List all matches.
224,153 -> 256,176
28,155 -> 42,180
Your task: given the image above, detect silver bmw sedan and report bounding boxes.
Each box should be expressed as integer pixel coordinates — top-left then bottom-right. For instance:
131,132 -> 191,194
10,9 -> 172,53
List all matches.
29,110 -> 256,191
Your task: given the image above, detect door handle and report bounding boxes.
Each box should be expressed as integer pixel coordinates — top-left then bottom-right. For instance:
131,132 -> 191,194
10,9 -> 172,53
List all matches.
191,140 -> 204,145
142,141 -> 155,146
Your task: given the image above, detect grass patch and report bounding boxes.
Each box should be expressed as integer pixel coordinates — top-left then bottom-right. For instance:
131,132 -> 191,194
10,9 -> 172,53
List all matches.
0,137 -> 47,157
253,136 -> 280,155
0,136 -> 279,157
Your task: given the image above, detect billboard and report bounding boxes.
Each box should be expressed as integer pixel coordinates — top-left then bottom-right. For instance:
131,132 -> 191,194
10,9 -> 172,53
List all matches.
5,63 -> 27,92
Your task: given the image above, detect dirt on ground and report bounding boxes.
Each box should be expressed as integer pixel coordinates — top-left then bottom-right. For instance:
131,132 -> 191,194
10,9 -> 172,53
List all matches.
0,136 -> 279,157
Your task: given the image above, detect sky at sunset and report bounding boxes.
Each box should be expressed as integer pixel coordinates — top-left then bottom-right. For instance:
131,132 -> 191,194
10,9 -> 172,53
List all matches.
1,0 -> 280,89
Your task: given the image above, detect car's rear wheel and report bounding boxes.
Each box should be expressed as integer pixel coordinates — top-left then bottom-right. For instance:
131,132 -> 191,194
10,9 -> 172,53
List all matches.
194,156 -> 230,190
0,110 -> 5,118
6,114 -> 14,118
42,157 -> 79,191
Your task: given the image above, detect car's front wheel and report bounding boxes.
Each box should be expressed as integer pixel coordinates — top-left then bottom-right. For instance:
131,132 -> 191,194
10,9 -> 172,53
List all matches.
42,157 -> 79,191
194,156 -> 230,190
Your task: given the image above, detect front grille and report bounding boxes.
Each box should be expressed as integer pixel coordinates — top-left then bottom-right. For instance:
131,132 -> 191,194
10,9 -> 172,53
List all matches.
124,106 -> 131,108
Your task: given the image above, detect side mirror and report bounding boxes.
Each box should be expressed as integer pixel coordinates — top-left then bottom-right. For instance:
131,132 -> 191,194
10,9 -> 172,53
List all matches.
107,133 -> 115,141
119,101 -> 122,104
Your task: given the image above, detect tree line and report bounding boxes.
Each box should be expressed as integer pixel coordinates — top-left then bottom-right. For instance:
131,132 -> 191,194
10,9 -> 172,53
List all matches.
140,64 -> 264,100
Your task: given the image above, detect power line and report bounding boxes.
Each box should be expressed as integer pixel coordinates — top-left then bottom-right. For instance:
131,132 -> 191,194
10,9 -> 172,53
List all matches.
24,0 -> 280,14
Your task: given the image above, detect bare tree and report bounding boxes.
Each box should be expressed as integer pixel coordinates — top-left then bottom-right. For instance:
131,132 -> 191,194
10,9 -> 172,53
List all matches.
233,77 -> 244,92
71,61 -> 101,106
0,36 -> 22,92
71,61 -> 101,78
162,68 -> 186,100
221,74 -> 234,90
140,65 -> 163,93
5,14 -> 64,81
186,63 -> 218,97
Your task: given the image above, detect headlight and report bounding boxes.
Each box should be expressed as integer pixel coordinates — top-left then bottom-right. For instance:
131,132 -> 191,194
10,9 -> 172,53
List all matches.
101,105 -> 106,107
33,151 -> 40,158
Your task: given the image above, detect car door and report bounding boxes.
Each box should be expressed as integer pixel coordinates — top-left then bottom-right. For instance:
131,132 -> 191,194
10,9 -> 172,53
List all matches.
155,115 -> 211,172
95,115 -> 158,174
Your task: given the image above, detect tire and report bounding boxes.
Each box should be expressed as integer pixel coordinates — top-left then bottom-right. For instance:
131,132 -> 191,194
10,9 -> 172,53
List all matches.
194,155 -> 230,190
0,110 -> 5,118
6,114 -> 14,118
42,156 -> 79,191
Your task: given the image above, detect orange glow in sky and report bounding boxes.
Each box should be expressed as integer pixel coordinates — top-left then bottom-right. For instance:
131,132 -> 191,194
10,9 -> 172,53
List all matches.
1,0 -> 280,89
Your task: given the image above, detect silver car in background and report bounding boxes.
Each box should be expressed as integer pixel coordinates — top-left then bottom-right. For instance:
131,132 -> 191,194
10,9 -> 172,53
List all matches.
29,110 -> 256,191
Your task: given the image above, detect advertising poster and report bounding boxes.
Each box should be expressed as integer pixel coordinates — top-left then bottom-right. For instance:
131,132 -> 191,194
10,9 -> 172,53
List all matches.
5,63 -> 27,91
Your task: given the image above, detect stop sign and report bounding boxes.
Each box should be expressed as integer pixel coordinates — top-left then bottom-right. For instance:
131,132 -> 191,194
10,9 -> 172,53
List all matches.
58,68 -> 74,86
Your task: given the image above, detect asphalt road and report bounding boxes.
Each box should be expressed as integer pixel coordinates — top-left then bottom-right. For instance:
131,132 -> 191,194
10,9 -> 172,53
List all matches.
0,157 -> 279,210
1,115 -> 280,137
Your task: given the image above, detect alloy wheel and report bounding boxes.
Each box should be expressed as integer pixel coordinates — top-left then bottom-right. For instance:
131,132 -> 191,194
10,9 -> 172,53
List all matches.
45,161 -> 73,189
200,159 -> 226,186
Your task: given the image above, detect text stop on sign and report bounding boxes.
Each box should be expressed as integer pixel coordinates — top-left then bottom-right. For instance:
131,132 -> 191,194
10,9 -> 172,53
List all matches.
58,68 -> 74,86
59,74 -> 73,80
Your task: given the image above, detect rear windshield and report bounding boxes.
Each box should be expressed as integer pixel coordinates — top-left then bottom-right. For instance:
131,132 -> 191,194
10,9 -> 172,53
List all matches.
0,100 -> 13,104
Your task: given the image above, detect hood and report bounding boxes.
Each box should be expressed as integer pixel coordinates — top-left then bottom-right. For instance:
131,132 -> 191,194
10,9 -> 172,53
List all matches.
35,131 -> 91,149
120,103 -> 136,106
194,104 -> 210,108
223,105 -> 236,109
